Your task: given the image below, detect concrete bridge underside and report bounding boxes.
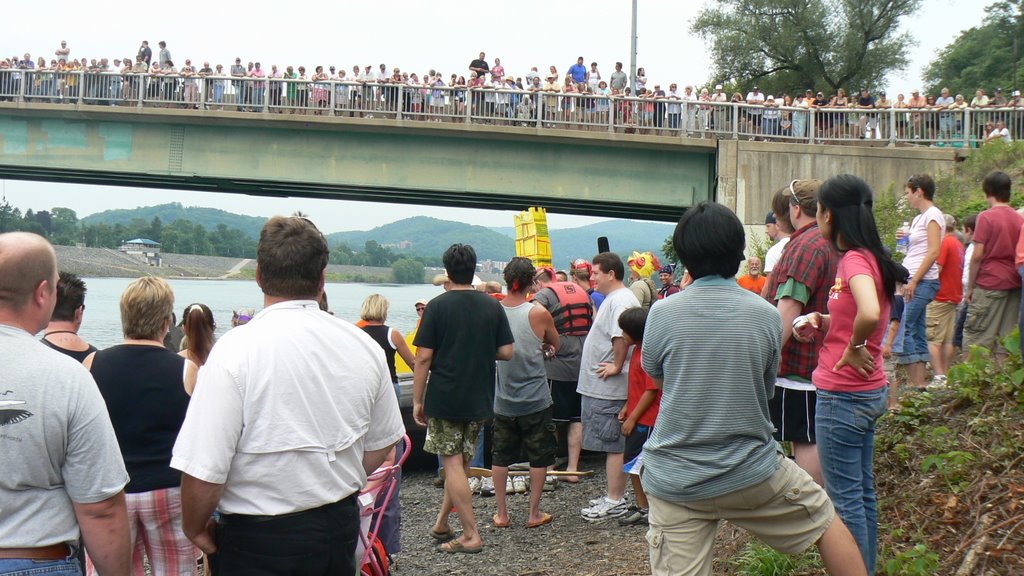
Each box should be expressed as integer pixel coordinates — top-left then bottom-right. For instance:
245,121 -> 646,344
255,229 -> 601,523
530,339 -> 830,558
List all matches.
0,105 -> 718,222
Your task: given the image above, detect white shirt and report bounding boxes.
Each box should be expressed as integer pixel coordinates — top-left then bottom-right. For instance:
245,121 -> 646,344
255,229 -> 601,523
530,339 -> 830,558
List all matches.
903,205 -> 944,281
577,286 -> 640,401
764,236 -> 791,274
171,300 -> 404,515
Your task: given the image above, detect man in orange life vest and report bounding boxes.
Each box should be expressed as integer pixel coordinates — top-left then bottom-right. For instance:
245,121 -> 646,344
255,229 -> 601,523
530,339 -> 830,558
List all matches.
532,267 -> 594,482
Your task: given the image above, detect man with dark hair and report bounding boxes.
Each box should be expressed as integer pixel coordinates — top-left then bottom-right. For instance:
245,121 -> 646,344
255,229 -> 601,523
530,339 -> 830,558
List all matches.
413,243 -> 514,554
533,259 -> 594,482
764,179 -> 837,486
953,214 -> 978,353
578,251 -> 640,521
174,216 -> 404,575
41,271 -> 97,363
964,171 -> 1024,359
492,257 -> 559,529
640,203 -> 867,576
0,233 -> 131,576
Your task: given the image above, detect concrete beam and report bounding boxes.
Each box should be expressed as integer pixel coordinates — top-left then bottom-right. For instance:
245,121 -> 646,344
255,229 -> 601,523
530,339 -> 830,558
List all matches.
0,104 -> 716,222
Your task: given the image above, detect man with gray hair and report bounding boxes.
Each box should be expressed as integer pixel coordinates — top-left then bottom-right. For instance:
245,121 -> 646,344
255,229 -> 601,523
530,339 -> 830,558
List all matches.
0,232 -> 131,576
174,216 -> 404,575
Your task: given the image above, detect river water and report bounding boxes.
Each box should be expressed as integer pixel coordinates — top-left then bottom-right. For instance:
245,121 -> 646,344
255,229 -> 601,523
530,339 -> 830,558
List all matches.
76,278 -> 444,349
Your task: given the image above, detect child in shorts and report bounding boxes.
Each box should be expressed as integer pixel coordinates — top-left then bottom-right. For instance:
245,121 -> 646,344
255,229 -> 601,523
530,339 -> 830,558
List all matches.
616,306 -> 662,526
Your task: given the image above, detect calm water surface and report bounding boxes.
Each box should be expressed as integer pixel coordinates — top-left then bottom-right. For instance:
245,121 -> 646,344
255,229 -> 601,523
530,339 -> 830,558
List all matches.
77,278 -> 443,349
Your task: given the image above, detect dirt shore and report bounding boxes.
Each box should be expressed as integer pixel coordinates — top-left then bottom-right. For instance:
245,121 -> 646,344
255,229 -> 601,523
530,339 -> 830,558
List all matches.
391,453 -> 745,575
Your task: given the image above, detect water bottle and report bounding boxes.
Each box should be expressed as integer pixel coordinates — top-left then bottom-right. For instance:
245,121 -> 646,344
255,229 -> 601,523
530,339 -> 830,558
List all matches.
896,222 -> 910,254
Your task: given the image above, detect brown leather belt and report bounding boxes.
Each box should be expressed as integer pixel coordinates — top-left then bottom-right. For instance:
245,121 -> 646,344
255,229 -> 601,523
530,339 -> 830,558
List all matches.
0,543 -> 71,560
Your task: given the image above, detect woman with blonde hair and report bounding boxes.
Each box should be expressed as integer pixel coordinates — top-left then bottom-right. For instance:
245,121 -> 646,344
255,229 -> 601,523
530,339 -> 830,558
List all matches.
84,277 -> 199,575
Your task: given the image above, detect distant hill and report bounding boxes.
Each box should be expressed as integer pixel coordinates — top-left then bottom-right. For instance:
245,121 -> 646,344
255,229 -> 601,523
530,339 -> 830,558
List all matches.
79,204 -> 675,263
326,216 -> 514,261
492,220 -> 675,265
81,203 -> 268,239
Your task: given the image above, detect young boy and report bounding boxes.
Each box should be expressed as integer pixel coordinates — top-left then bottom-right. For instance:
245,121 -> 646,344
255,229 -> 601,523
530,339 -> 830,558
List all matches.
616,306 -> 661,525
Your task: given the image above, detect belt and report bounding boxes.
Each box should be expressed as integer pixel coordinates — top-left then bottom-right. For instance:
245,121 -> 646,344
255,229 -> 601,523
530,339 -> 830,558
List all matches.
218,494 -> 357,526
0,543 -> 71,560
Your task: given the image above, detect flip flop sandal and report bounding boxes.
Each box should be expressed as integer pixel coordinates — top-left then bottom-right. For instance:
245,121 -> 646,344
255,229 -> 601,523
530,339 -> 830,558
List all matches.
437,540 -> 483,554
526,512 -> 554,529
492,513 -> 511,528
428,527 -> 454,542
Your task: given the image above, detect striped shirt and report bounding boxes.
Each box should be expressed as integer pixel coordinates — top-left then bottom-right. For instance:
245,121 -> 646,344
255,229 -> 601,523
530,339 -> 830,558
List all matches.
640,276 -> 782,502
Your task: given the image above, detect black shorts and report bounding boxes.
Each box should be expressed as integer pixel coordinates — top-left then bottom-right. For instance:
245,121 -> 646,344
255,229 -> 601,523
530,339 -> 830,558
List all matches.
623,424 -> 652,463
492,406 -> 556,468
768,387 -> 817,443
550,379 -> 582,423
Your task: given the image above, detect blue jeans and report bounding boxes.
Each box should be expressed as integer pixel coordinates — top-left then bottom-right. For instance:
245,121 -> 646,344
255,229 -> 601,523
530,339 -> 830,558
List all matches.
897,279 -> 939,365
816,386 -> 888,575
0,557 -> 81,575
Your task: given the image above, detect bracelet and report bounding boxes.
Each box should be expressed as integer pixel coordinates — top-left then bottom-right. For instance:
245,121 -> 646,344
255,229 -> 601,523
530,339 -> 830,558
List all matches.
848,340 -> 868,350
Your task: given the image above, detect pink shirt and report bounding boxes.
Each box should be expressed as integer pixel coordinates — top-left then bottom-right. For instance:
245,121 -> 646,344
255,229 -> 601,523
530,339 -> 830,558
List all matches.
813,249 -> 890,392
902,205 -> 943,281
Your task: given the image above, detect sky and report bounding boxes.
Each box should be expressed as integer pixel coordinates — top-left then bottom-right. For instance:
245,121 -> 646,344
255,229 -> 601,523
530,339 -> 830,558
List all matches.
0,0 -> 991,234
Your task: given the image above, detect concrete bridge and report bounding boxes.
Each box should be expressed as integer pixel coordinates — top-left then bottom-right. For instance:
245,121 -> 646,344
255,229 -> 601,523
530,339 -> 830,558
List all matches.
0,103 -> 965,224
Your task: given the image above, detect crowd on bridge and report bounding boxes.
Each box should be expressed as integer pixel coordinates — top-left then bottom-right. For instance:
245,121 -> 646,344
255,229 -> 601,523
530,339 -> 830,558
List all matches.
3,40 -> 1024,144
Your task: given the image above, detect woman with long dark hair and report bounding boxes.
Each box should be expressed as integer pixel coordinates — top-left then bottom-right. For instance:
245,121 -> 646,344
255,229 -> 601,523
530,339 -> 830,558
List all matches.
795,174 -> 903,575
179,303 -> 215,369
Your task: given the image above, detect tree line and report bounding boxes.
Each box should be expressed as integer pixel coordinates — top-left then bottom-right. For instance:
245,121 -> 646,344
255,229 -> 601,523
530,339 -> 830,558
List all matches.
0,199 -> 431,283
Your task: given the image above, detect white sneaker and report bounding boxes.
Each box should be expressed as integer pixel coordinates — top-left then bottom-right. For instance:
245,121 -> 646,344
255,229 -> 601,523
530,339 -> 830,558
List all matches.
506,477 -> 515,493
581,497 -> 629,521
927,375 -> 948,390
542,475 -> 558,492
479,477 -> 495,497
468,477 -> 481,495
512,476 -> 528,494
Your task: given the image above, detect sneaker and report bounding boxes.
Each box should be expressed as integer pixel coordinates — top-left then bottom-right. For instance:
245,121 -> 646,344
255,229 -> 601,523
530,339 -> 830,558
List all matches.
512,476 -> 528,494
433,475 -> 445,488
581,497 -> 629,521
468,477 -> 481,495
506,477 -> 515,493
617,506 -> 649,526
479,477 -> 495,497
542,475 -> 558,492
927,375 -> 948,391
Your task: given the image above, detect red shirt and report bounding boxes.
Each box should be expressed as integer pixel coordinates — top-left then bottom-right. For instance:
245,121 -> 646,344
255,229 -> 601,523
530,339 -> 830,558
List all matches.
627,347 -> 660,427
813,249 -> 890,392
934,233 -> 964,304
973,205 -> 1024,291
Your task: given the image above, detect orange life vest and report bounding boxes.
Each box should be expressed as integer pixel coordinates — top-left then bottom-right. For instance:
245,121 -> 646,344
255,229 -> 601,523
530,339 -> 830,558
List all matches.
541,282 -> 594,336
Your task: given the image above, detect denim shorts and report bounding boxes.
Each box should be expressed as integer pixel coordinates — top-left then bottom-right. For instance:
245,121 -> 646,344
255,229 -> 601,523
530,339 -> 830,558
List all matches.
0,557 -> 81,575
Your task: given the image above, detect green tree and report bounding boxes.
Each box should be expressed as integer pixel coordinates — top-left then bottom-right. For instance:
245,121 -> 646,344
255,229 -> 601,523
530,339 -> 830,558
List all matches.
0,200 -> 21,233
49,207 -> 79,245
923,2 -> 1024,98
661,235 -> 679,265
693,0 -> 920,96
391,259 -> 426,284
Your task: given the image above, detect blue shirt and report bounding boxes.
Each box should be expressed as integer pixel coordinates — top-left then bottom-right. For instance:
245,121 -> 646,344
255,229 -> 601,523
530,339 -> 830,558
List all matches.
568,64 -> 587,83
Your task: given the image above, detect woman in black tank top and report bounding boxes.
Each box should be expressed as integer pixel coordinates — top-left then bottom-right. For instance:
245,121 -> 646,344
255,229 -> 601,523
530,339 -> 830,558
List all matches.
358,294 -> 416,386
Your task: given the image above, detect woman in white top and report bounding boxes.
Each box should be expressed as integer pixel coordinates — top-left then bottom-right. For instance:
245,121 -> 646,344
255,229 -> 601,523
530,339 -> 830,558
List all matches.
895,173 -> 943,389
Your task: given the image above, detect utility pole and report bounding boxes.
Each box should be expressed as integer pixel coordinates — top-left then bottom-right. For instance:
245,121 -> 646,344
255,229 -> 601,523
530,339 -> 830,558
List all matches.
630,0 -> 638,93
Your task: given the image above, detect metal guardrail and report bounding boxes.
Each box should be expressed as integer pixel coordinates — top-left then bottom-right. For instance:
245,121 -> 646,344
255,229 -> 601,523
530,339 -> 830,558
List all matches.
0,69 -> 1019,147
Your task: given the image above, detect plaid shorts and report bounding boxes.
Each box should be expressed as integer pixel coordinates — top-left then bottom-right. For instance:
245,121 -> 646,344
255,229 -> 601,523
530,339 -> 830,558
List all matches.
86,486 -> 200,576
424,418 -> 484,460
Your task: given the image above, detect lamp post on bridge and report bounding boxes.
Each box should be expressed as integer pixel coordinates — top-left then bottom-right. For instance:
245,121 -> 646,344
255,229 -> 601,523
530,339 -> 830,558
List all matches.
630,0 -> 638,93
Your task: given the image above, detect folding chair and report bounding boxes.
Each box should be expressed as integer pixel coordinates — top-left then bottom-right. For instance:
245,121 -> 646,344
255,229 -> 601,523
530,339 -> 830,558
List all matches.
358,434 -> 410,576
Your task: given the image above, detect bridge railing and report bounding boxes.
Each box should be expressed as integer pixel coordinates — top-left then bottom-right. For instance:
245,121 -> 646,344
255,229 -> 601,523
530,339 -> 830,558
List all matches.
2,69 -> 1021,148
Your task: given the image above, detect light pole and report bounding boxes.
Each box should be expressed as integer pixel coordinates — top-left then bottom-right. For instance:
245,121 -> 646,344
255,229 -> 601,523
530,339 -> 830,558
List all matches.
630,0 -> 638,93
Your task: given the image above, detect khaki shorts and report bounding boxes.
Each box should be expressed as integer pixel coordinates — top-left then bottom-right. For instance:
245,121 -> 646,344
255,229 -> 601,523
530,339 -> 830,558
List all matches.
964,288 -> 1021,354
423,418 -> 484,460
926,301 -> 958,344
646,456 -> 834,576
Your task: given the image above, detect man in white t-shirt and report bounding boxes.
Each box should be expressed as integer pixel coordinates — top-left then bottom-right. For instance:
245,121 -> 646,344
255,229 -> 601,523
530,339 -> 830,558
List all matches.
745,86 -> 765,136
577,252 -> 641,522
173,216 -> 404,575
